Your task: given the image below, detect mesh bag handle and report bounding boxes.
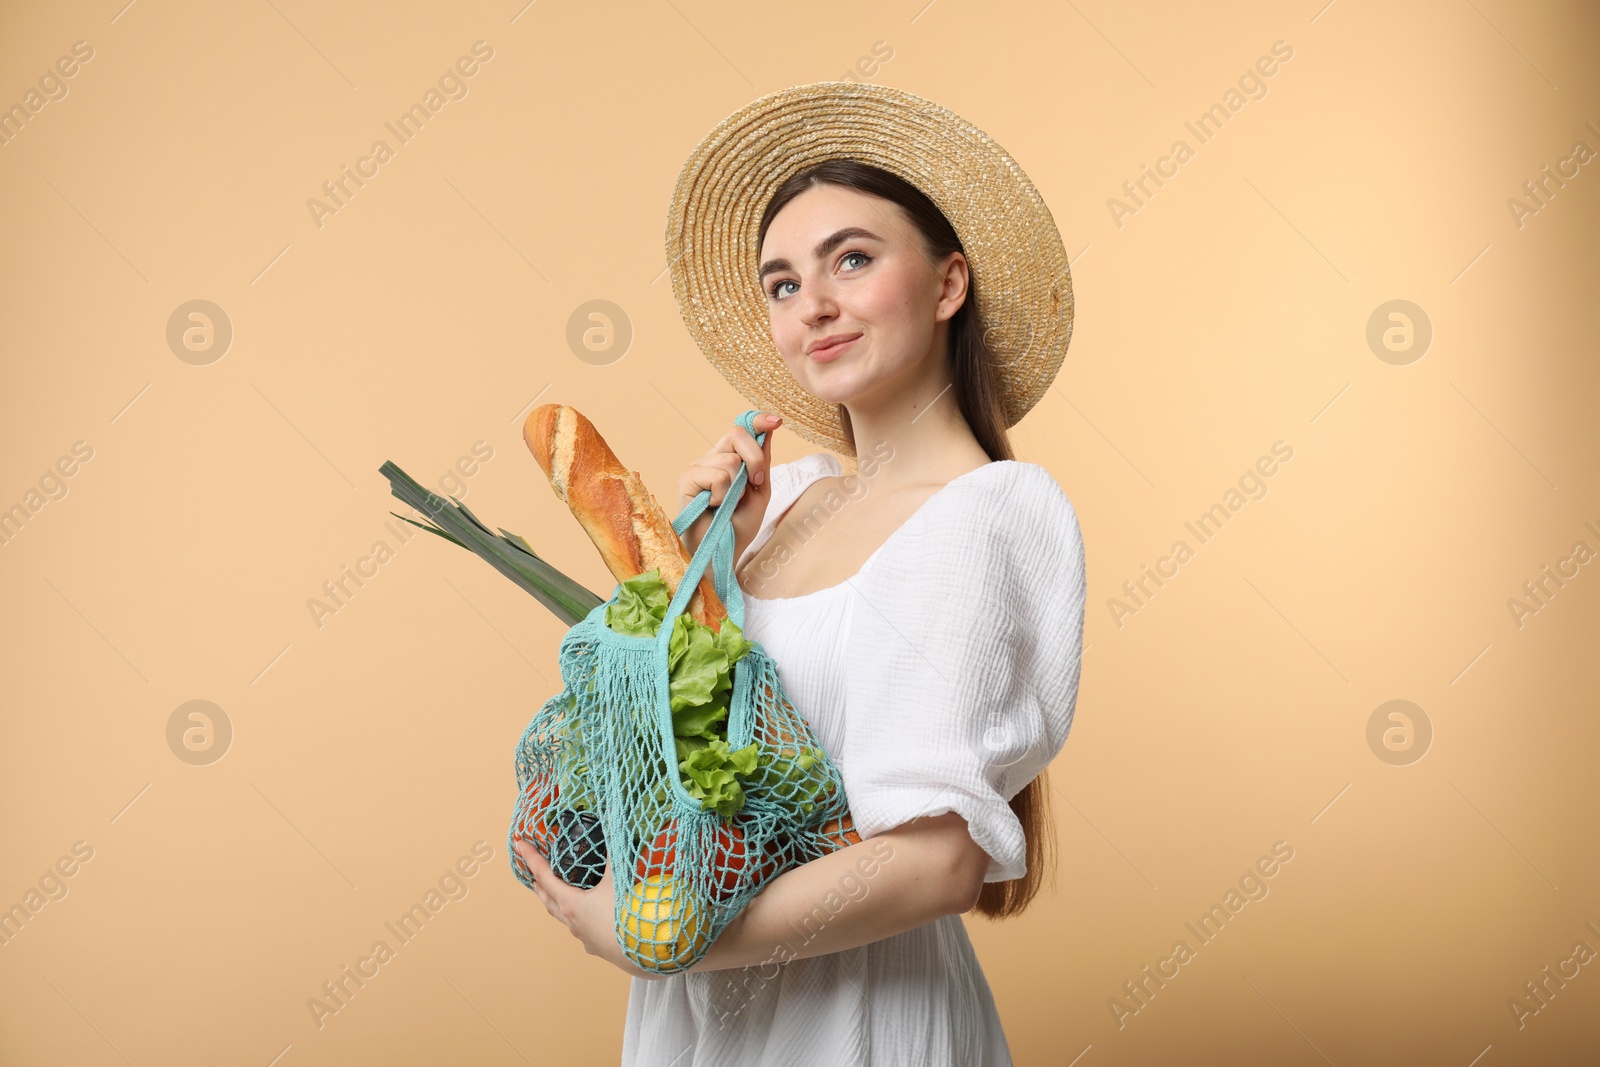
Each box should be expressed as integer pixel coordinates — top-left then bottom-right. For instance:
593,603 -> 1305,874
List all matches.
664,408 -> 764,635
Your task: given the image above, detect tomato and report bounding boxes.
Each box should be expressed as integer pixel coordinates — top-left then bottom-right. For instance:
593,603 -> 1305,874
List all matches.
707,823 -> 750,901
747,814 -> 858,888
819,814 -> 861,851
512,773 -> 561,854
637,819 -> 761,902
756,836 -> 786,884
637,823 -> 678,883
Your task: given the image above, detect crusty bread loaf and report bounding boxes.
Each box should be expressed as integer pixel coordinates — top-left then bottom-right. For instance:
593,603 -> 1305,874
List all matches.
524,404 -> 727,630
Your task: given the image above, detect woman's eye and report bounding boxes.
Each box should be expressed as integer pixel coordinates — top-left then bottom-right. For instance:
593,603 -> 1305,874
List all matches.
768,252 -> 871,300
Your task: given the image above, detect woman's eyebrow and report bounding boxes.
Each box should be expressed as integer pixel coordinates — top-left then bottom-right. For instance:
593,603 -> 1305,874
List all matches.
758,226 -> 885,283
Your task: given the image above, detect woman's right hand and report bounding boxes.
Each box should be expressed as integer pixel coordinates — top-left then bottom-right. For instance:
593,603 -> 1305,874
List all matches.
679,412 -> 783,563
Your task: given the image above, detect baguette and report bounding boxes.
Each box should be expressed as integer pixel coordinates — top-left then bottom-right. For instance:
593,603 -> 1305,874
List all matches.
524,404 -> 728,630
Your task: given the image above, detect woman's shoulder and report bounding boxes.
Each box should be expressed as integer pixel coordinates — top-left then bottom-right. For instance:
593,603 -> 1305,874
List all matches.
777,453 -> 1068,502
864,458 -> 1082,585
927,460 -> 1082,540
771,453 -> 1082,565
771,451 -> 842,482
767,451 -> 843,505
971,458 -> 1073,500
747,453 -> 842,551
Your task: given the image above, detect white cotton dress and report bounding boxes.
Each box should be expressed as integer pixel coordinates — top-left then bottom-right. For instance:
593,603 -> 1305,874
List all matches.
619,451 -> 1087,1067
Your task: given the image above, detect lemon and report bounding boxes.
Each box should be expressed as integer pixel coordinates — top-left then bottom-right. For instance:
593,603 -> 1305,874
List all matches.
621,873 -> 707,967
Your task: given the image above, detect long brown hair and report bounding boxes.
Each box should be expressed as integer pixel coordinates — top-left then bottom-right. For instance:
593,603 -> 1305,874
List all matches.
758,158 -> 1059,919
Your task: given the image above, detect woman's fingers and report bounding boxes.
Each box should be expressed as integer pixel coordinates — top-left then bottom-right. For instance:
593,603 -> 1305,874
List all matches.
732,414 -> 781,482
758,415 -> 778,476
680,412 -> 781,509
514,839 -> 569,926
687,458 -> 738,505
513,838 -> 546,889
721,426 -> 765,485
714,414 -> 780,489
752,413 -> 780,484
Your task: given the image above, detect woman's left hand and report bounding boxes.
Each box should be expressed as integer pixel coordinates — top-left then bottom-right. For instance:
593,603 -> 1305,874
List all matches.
513,838 -> 666,982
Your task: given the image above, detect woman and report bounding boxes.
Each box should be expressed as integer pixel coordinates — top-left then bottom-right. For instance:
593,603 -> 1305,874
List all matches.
515,83 -> 1087,1065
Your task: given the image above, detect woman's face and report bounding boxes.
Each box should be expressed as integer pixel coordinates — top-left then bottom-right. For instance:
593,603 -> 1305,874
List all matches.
757,183 -> 966,408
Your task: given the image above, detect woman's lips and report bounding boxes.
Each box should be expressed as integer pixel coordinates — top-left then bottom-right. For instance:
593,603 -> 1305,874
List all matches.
808,335 -> 859,362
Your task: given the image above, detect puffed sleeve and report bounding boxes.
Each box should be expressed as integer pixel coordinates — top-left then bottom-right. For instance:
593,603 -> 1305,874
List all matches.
838,463 -> 1086,883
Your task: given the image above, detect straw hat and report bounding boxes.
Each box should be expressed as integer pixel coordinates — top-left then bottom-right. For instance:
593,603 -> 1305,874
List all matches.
664,81 -> 1073,458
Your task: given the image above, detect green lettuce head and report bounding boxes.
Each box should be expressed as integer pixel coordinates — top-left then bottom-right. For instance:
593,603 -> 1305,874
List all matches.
605,568 -> 761,816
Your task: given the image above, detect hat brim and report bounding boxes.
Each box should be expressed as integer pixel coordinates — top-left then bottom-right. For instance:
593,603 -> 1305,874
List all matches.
665,80 -> 1073,458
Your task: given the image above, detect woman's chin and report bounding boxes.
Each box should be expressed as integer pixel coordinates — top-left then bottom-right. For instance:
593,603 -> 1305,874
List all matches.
799,383 -> 859,407
794,364 -> 868,403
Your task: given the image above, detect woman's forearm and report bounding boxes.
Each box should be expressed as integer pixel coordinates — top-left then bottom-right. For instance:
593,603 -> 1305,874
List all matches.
687,818 -> 972,974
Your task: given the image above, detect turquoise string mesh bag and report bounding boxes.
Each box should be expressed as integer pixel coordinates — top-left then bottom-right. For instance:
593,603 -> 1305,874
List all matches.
507,409 -> 855,973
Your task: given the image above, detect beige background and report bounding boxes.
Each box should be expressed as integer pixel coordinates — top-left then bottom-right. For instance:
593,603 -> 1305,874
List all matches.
2,0 -> 1597,1063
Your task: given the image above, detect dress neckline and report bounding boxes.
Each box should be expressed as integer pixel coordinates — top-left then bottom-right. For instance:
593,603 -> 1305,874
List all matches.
740,457 -> 1012,607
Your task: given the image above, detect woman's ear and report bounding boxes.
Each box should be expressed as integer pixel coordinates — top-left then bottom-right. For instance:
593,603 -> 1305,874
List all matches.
934,251 -> 969,322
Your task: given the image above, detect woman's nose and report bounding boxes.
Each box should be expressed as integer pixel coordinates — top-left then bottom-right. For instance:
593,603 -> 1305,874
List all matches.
797,284 -> 838,325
